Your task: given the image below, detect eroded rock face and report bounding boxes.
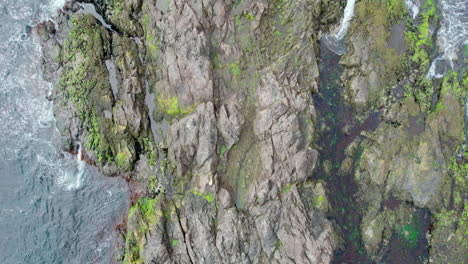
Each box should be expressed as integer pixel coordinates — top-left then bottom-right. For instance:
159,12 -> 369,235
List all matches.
37,0 -> 338,263
354,74 -> 466,262
37,0 -> 467,263
131,0 -> 337,262
335,1 -> 467,262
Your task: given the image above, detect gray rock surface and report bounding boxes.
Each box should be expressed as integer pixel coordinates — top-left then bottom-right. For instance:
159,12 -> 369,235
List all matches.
38,0 -> 339,263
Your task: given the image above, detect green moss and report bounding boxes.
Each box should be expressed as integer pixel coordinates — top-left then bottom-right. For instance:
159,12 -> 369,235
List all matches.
229,63 -> 241,77
216,163 -> 225,172
170,239 -> 179,247
386,0 -> 407,23
398,222 -> 420,248
409,0 -> 437,69
219,145 -> 227,156
273,30 -> 282,36
313,195 -> 325,207
353,0 -> 406,88
192,190 -> 215,203
432,71 -> 467,115
141,13 -> 160,59
402,0 -> 439,111
244,12 -> 255,21
60,14 -> 115,165
138,197 -> 159,222
148,175 -> 159,194
235,15 -> 242,26
282,184 -> 292,194
115,152 -> 128,168
123,196 -> 161,264
157,96 -> 196,118
213,53 -> 224,70
141,137 -> 158,166
275,240 -> 283,249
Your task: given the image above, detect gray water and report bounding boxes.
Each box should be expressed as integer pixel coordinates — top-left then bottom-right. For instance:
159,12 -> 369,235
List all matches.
0,1 -> 129,263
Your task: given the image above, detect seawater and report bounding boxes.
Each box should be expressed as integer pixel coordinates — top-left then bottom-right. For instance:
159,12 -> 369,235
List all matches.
0,0 -> 128,263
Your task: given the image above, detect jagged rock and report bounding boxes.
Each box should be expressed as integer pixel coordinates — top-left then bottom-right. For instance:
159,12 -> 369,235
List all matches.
167,102 -> 218,192
354,74 -> 466,261
41,0 -> 468,263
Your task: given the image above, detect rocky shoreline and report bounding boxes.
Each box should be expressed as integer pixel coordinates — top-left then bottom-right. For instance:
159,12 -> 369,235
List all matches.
36,0 -> 466,263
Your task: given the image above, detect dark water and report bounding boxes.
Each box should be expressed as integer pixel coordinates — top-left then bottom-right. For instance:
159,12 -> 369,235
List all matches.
0,1 -> 128,263
313,42 -> 431,263
313,42 -> 377,264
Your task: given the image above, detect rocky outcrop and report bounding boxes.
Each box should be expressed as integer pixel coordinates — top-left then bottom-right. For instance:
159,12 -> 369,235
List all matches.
37,0 -> 466,263
37,0 -> 342,263
335,1 -> 467,262
355,72 -> 466,262
125,0 -> 338,263
339,0 -> 407,117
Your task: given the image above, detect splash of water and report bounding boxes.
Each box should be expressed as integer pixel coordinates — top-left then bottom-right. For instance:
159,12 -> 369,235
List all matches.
425,0 -> 468,78
323,0 -> 356,55
50,0 -> 66,11
335,0 -> 356,40
405,0 -> 420,19
57,143 -> 86,190
0,1 -> 128,263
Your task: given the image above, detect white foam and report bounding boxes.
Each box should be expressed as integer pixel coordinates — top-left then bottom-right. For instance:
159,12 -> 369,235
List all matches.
50,0 -> 66,11
405,0 -> 420,19
323,0 -> 356,55
335,0 -> 356,41
426,0 -> 468,78
57,144 -> 86,190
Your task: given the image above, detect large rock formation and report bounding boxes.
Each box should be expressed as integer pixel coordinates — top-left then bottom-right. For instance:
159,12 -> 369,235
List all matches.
36,0 -> 466,263
37,0 -> 343,263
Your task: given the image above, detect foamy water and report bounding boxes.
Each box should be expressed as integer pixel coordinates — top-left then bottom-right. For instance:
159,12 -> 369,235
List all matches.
405,0 -> 420,19
0,1 -> 128,263
323,0 -> 356,55
425,0 -> 468,78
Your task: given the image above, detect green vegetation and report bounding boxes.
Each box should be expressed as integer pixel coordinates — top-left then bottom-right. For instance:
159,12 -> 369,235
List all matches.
406,0 -> 438,68
170,239 -> 179,247
431,71 -> 467,115
313,195 -> 325,207
229,63 -> 241,77
123,196 -> 161,264
386,0 -> 407,23
148,175 -> 158,194
141,137 -> 158,166
219,145 -> 227,156
275,239 -> 283,249
402,0 -> 440,112
282,184 -> 292,194
244,12 -> 255,21
235,15 -> 242,26
157,96 -> 196,118
397,220 -> 420,248
213,53 -> 224,70
60,14 -> 116,165
354,0 -> 406,82
192,190 -> 215,203
112,1 -> 122,16
216,163 -> 225,172
115,151 -> 129,169
143,15 -> 160,59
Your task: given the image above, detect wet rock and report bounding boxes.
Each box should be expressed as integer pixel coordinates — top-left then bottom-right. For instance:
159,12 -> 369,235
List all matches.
354,73 -> 466,260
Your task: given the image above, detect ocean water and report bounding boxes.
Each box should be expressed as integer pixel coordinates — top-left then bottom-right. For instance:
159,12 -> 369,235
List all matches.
0,1 -> 128,263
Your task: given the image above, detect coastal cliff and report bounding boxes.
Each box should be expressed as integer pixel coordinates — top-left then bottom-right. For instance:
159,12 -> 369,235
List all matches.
37,0 -> 466,263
